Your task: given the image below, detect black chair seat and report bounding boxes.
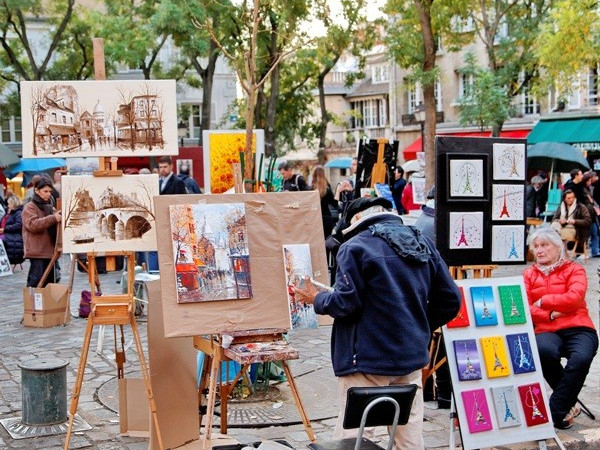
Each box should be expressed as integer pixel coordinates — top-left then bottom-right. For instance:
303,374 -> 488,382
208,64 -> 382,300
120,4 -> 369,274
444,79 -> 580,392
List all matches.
308,437 -> 384,450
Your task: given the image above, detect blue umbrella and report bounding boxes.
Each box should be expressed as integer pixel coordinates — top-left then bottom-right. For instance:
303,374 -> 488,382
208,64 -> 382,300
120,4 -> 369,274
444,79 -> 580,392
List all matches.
4,158 -> 67,179
527,142 -> 589,173
324,157 -> 353,169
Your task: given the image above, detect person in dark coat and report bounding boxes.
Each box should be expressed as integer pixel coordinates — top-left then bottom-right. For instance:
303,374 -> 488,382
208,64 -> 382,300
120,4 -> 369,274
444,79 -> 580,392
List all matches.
0,195 -> 24,265
158,156 -> 186,195
294,197 -> 461,448
526,175 -> 547,218
391,166 -> 406,214
177,163 -> 202,194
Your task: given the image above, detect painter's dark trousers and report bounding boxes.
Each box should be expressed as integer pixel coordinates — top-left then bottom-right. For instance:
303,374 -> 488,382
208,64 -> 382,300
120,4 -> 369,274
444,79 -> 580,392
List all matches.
536,327 -> 598,424
27,258 -> 58,287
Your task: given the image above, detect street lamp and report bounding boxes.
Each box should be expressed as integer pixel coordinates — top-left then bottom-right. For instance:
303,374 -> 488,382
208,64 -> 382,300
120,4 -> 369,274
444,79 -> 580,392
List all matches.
177,121 -> 188,147
413,103 -> 426,152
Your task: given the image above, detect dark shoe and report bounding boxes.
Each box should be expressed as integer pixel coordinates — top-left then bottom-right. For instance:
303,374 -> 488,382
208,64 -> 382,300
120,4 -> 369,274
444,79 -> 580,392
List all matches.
437,398 -> 451,409
554,418 -> 573,430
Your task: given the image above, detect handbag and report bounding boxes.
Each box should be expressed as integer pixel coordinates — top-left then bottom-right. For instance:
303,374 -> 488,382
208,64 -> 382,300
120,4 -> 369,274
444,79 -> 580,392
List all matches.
559,224 -> 576,241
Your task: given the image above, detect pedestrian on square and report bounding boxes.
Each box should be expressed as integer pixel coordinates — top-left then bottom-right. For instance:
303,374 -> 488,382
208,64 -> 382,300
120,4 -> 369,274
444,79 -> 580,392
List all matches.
177,163 -> 202,194
551,189 -> 590,254
158,156 -> 186,195
391,166 -> 406,214
22,177 -> 61,287
294,197 -> 461,448
524,227 -> 598,429
278,161 -> 309,191
526,175 -> 547,218
310,165 -> 338,238
582,172 -> 599,257
0,195 -> 24,266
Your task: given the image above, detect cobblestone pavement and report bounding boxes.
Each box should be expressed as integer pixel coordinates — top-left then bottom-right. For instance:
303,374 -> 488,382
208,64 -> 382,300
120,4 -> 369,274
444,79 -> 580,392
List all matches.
0,256 -> 598,449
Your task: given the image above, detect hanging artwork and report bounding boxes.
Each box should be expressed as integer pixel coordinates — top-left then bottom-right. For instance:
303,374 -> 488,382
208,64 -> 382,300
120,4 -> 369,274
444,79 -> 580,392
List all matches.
493,143 -> 525,180
491,225 -> 525,262
470,286 -> 498,326
0,240 -> 12,277
21,80 -> 178,158
492,185 -> 524,221
282,244 -> 318,329
506,333 -> 536,374
518,383 -> 550,427
447,287 -> 470,328
453,339 -> 482,381
480,336 -> 510,378
449,212 -> 484,249
67,157 -> 100,175
491,386 -> 521,428
461,389 -> 494,433
449,159 -> 484,197
498,285 -> 527,325
61,174 -> 159,254
412,176 -> 427,205
168,202 -> 252,303
203,130 -> 265,194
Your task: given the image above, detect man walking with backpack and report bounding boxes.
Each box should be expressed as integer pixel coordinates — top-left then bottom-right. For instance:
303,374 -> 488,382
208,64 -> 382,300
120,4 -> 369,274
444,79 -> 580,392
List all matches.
278,161 -> 309,191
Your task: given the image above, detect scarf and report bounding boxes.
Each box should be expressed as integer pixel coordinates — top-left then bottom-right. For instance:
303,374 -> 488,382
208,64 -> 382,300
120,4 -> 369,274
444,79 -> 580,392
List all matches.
536,257 -> 566,276
559,199 -> 577,220
31,193 -> 57,244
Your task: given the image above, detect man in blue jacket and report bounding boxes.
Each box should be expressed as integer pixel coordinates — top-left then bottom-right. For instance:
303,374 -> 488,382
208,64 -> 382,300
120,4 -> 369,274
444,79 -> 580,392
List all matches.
295,197 -> 460,448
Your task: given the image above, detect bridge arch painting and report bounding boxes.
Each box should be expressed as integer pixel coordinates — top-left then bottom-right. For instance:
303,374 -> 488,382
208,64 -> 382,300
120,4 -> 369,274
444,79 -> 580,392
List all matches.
61,174 -> 159,253
168,202 -> 252,303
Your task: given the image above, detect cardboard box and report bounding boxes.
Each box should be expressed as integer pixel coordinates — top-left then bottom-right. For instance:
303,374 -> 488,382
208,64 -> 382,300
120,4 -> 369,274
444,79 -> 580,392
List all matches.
23,284 -> 70,328
118,378 -> 150,437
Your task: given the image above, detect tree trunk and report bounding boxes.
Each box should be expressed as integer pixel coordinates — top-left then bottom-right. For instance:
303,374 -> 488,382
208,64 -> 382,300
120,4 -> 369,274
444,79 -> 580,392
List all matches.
317,73 -> 328,162
265,63 -> 280,157
244,87 -> 257,185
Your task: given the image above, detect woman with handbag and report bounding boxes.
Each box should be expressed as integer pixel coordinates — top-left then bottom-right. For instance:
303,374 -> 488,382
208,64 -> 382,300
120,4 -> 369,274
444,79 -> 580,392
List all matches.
22,177 -> 62,287
551,189 -> 590,255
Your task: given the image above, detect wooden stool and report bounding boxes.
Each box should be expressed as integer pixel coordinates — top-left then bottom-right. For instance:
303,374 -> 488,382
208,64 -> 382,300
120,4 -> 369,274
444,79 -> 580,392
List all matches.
564,238 -> 587,262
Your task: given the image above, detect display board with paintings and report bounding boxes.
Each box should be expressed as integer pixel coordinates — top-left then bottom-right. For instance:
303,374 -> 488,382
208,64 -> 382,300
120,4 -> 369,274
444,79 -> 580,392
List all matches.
154,191 -> 332,338
20,80 -> 178,158
443,277 -> 556,450
435,136 -> 527,266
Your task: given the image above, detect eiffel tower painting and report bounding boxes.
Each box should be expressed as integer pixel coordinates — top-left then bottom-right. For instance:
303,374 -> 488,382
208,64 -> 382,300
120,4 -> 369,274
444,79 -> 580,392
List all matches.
498,285 -> 526,325
491,386 -> 521,428
461,389 -> 493,433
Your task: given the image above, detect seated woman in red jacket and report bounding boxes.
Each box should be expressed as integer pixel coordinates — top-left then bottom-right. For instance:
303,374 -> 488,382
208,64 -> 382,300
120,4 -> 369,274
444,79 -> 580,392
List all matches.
524,228 -> 598,429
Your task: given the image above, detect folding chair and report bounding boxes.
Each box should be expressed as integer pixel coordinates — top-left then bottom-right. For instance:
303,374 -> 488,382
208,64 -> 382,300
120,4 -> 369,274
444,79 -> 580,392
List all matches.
308,384 -> 418,450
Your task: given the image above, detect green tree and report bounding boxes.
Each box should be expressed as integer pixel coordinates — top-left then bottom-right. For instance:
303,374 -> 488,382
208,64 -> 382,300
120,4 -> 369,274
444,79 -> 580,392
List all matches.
535,0 -> 600,97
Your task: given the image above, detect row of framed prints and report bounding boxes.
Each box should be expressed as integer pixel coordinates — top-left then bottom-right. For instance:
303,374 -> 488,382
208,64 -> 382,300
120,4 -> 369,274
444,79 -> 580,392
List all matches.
444,276 -> 556,449
448,143 -> 526,200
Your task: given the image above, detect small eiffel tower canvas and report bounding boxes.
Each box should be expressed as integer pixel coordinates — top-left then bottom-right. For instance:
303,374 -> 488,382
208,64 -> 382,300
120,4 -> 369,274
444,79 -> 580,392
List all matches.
470,286 -> 498,327
461,388 -> 494,433
491,386 -> 521,428
498,285 -> 527,325
518,383 -> 549,427
481,336 -> 510,378
453,339 -> 482,381
447,287 -> 470,328
506,333 -> 536,374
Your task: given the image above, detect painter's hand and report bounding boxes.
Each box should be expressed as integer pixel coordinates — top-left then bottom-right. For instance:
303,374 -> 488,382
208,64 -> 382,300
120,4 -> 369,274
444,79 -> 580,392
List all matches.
293,277 -> 319,305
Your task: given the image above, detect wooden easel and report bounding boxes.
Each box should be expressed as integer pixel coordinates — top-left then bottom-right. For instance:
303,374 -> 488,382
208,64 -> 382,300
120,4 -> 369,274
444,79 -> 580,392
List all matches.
64,252 -> 163,450
370,138 -> 388,188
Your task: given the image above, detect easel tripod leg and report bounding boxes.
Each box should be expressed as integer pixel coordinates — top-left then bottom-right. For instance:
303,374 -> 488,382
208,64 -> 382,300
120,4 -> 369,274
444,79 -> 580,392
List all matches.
282,361 -> 316,442
64,317 -> 94,450
130,316 -> 164,450
202,356 -> 220,450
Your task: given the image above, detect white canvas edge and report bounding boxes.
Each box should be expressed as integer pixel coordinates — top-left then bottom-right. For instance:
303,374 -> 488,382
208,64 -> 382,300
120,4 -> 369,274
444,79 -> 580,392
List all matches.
443,277 -> 556,449
202,129 -> 265,193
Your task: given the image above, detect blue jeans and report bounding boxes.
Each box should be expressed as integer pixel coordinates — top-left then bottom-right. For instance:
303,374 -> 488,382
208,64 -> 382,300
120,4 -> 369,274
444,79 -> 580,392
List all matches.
536,328 -> 598,424
590,221 -> 599,256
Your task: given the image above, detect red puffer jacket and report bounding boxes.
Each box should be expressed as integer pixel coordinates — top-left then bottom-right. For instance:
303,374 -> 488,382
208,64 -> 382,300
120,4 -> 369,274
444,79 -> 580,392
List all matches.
523,260 -> 595,334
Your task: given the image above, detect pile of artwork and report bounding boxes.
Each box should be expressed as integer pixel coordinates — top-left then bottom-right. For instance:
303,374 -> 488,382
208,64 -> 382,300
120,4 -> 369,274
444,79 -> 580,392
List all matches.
443,276 -> 556,449
436,137 -> 527,266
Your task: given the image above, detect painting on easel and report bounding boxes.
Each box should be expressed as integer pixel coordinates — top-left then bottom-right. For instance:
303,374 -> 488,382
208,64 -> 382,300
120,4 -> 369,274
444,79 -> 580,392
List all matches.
169,202 -> 252,303
61,174 -> 159,254
283,244 -> 318,329
21,80 -> 178,158
0,240 -> 12,277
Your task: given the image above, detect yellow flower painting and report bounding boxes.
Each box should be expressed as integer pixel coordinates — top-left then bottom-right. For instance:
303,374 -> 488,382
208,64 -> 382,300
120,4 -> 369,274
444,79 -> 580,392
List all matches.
207,132 -> 257,194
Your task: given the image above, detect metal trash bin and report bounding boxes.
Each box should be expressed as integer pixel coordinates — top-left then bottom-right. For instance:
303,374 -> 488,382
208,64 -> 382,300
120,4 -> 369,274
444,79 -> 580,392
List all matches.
19,358 -> 69,426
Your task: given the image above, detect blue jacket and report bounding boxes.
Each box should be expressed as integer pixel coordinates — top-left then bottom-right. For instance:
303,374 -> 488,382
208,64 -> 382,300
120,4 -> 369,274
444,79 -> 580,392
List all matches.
314,212 -> 460,377
2,205 -> 24,264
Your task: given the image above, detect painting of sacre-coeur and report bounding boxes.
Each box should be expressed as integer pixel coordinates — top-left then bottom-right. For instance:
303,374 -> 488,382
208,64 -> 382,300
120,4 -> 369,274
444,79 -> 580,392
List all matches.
20,80 -> 177,158
61,174 -> 159,253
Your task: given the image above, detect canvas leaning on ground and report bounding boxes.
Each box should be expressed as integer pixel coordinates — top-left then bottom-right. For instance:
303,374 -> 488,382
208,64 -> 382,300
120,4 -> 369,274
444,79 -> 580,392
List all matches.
168,203 -> 252,303
61,174 -> 159,254
20,80 -> 178,158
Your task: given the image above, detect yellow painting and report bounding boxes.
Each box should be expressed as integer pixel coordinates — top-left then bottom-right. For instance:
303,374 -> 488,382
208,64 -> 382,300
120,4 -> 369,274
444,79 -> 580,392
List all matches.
480,336 -> 510,378
204,130 -> 264,194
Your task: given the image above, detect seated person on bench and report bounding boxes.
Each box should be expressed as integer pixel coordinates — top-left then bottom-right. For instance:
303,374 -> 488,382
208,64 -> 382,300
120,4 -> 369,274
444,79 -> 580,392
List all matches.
524,228 -> 598,429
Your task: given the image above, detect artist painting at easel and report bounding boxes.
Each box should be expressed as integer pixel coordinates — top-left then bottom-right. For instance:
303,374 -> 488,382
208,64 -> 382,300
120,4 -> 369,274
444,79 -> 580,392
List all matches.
295,197 -> 460,449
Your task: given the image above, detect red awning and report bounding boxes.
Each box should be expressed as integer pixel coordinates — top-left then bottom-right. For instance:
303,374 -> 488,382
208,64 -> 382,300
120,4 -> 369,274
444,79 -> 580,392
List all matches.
402,129 -> 530,160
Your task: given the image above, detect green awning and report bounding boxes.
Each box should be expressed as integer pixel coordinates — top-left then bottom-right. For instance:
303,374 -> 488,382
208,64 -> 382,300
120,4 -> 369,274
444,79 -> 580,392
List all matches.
528,116 -> 600,151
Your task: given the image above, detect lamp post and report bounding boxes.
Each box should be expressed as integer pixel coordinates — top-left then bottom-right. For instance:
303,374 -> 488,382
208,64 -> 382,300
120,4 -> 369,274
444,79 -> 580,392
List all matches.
413,103 -> 426,152
177,121 -> 188,147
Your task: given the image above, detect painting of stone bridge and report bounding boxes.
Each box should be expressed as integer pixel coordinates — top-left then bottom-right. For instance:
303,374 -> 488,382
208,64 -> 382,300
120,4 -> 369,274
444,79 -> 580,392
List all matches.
61,174 -> 159,254
20,80 -> 178,158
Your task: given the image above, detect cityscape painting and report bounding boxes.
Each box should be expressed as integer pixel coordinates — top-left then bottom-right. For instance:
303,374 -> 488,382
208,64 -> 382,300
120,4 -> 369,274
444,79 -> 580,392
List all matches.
283,244 -> 318,329
61,174 -> 159,254
169,203 -> 252,303
20,80 -> 177,158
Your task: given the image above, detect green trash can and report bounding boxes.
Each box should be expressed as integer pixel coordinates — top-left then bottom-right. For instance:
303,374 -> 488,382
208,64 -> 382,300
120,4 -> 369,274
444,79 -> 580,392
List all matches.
19,358 -> 69,426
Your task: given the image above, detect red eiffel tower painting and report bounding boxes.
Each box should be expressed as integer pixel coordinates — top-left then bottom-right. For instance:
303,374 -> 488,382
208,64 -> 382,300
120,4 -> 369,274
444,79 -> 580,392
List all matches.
499,190 -> 510,218
457,217 -> 469,246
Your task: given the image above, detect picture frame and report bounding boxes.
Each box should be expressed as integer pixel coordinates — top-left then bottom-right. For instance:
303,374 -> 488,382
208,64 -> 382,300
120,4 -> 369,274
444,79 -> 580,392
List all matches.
446,154 -> 489,201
